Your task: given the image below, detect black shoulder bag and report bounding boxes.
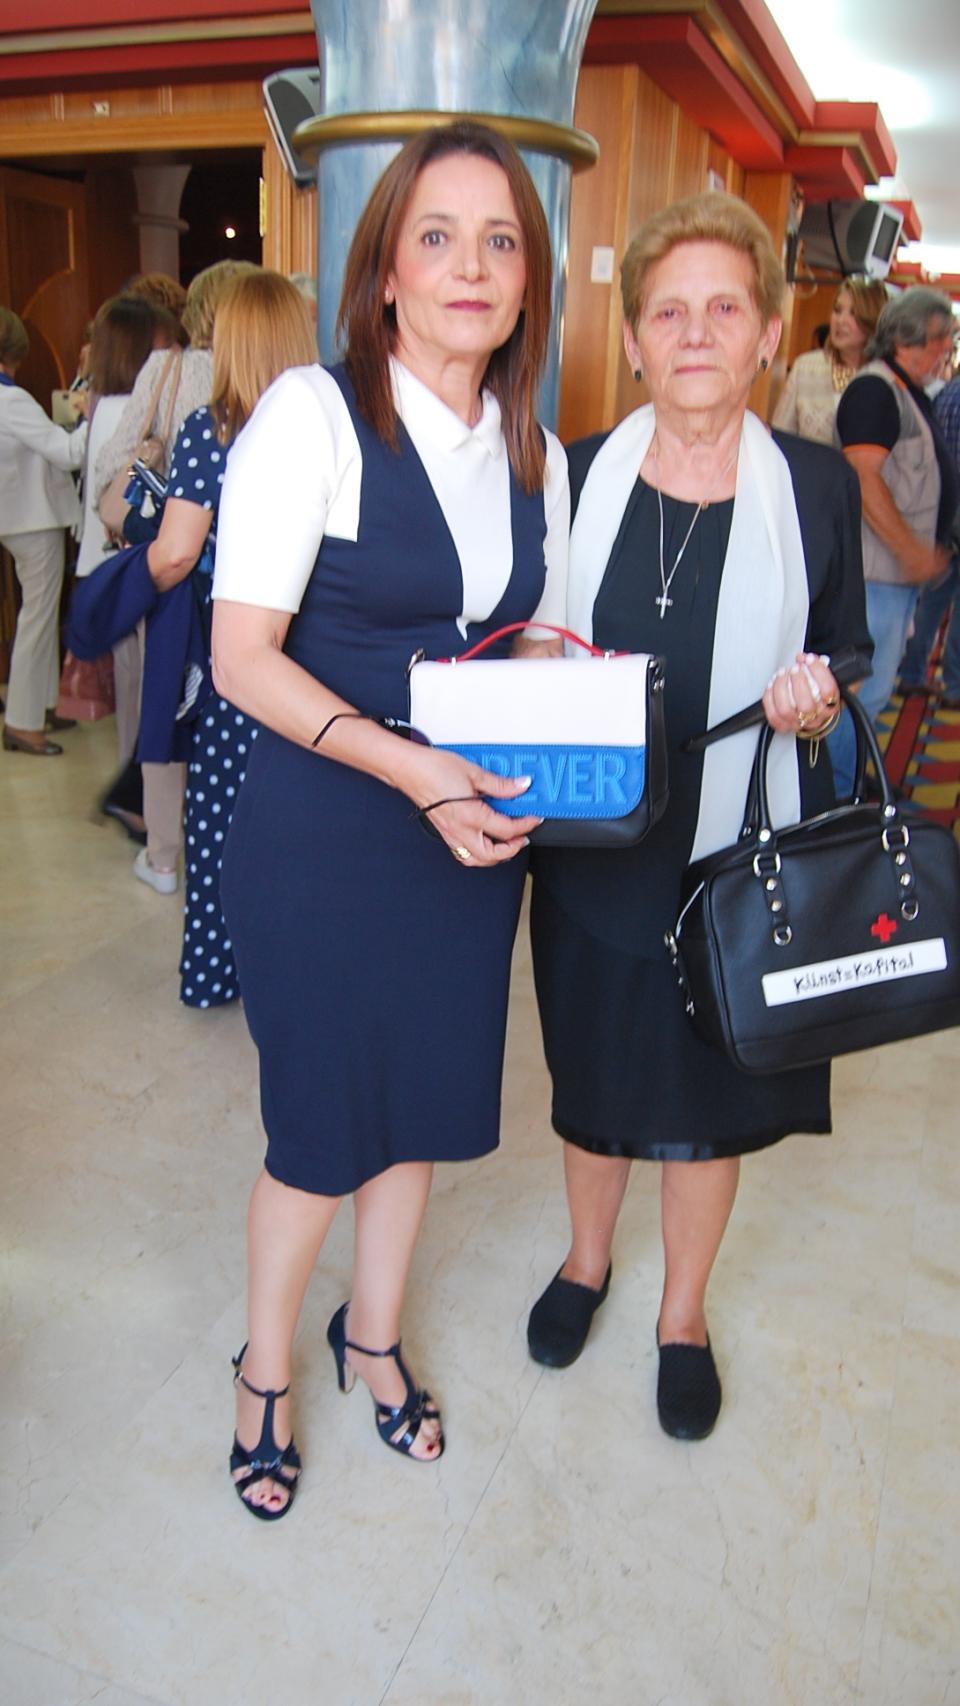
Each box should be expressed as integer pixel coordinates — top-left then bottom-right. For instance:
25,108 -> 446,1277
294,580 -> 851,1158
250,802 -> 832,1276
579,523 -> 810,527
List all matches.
665,689 -> 960,1073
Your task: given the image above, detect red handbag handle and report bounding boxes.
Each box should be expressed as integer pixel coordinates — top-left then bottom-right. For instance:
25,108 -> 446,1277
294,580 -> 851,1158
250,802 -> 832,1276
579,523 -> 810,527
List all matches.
437,622 -> 609,664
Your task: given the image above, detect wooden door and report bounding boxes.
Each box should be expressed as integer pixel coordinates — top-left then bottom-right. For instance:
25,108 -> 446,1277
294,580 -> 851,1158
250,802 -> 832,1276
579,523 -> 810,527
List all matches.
0,163 -> 89,402
0,166 -> 88,684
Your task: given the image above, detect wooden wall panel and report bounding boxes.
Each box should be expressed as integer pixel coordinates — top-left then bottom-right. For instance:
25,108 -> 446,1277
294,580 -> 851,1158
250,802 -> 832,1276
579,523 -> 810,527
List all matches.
260,129 -> 316,278
560,39 -> 813,439
788,281 -> 836,366
558,64 -> 638,444
741,169 -> 795,419
561,62 -> 752,439
670,108 -> 709,204
626,70 -> 678,232
0,80 -> 267,156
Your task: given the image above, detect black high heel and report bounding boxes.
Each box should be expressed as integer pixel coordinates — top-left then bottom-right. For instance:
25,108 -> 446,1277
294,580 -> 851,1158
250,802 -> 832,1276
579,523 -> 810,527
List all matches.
229,1344 -> 301,1520
326,1302 -> 444,1461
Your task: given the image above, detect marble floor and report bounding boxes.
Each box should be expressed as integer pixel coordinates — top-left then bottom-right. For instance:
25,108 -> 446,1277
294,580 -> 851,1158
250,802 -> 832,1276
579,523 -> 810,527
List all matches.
1,715 -> 959,1706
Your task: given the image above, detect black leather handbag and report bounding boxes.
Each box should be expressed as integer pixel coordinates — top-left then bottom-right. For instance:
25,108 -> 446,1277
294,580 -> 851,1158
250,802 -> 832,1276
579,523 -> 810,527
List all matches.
665,690 -> 960,1073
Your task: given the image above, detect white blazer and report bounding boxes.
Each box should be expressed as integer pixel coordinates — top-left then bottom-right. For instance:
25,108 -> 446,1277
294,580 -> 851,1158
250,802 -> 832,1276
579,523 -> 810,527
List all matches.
0,382 -> 86,534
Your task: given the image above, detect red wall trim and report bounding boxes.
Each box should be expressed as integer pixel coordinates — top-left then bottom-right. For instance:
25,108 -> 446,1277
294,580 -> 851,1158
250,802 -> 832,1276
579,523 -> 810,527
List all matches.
0,1 -> 307,28
586,15 -> 785,170
0,33 -> 317,90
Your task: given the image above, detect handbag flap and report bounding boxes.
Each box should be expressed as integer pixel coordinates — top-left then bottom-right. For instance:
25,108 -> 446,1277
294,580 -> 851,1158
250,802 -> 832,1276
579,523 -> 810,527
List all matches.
410,652 -> 650,744
409,653 -> 653,820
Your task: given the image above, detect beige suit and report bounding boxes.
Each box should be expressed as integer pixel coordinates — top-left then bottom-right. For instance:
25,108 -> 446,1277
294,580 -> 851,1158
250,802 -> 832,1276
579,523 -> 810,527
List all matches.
0,382 -> 86,732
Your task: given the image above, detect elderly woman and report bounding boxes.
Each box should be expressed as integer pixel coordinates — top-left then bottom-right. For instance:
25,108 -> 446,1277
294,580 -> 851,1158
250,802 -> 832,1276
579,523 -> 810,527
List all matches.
211,122 -> 567,1518
772,277 -> 887,445
828,285 -> 959,796
0,307 -> 87,755
526,192 -> 870,1441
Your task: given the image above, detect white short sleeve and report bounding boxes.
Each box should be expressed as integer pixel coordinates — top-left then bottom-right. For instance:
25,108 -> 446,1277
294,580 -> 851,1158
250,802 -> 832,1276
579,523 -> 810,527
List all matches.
213,366 -> 361,613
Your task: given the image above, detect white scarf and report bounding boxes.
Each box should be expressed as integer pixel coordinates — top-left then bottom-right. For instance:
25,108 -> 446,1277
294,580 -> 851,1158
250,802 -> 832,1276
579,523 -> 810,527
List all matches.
568,405 -> 809,860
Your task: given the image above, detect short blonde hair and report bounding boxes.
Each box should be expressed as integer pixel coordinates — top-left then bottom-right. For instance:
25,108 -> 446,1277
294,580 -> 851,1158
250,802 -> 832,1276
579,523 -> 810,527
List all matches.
182,259 -> 258,350
210,270 -> 317,444
0,305 -> 29,367
621,191 -> 784,327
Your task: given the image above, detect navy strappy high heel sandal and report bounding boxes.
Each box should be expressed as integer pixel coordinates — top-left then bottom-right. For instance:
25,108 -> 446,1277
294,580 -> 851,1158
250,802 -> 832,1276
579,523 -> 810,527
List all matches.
326,1303 -> 444,1461
229,1344 -> 302,1520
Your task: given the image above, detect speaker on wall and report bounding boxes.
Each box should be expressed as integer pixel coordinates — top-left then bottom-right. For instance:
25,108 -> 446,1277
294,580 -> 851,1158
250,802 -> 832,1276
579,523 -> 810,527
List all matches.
791,200 -> 904,281
263,69 -> 322,190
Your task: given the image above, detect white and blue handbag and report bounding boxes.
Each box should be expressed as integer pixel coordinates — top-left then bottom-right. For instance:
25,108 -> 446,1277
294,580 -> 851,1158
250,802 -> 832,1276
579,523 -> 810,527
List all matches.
408,623 -> 667,847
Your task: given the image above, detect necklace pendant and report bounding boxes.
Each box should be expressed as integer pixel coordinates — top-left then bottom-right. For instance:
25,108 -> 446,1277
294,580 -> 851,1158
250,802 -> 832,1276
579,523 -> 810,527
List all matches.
655,592 -> 672,618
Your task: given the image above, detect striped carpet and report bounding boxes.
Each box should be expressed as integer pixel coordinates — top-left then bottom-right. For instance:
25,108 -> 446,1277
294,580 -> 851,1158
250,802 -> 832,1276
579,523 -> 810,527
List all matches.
877,634 -> 960,838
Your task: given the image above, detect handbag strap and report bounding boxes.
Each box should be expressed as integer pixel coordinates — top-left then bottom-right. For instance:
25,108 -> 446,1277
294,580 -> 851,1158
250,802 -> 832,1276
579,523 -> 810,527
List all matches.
436,622 -> 615,663
749,686 -> 897,838
137,346 -> 178,444
155,346 -> 183,453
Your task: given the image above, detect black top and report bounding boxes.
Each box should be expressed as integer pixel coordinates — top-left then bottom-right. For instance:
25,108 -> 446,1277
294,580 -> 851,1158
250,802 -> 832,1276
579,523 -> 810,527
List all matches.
837,359 -> 960,545
533,429 -> 872,959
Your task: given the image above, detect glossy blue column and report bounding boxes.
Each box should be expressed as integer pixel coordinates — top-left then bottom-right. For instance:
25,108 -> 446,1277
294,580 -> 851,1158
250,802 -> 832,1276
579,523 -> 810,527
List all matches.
306,0 -> 599,425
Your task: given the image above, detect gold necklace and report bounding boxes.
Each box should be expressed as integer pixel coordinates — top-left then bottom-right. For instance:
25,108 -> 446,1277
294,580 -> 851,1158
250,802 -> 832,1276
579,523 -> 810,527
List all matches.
831,356 -> 856,394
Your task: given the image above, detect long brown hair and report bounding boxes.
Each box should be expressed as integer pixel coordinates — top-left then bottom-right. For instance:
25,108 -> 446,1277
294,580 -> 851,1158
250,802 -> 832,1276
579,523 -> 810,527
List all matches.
337,122 -> 552,494
88,295 -> 159,397
210,270 -> 317,445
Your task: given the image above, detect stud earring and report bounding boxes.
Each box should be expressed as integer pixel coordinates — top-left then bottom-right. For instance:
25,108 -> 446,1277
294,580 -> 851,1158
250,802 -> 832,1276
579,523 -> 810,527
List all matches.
633,367 -> 642,382
758,357 -> 769,373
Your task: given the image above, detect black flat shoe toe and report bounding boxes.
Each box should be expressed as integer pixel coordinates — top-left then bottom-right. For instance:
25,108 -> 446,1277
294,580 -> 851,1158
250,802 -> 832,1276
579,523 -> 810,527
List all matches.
656,1333 -> 722,1440
527,1263 -> 612,1368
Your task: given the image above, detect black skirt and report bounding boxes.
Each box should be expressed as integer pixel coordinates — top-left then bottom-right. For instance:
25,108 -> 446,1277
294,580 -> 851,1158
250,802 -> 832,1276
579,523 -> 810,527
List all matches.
530,880 -> 831,1162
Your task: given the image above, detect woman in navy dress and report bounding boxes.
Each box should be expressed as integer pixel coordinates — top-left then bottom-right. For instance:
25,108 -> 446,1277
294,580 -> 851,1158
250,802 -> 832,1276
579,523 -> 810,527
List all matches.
212,124 -> 568,1518
143,271 -> 317,1003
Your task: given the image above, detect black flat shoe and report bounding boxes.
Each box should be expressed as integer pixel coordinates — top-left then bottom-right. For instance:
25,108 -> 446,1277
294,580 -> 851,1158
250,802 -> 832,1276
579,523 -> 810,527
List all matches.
46,711 -> 77,731
656,1331 -> 721,1440
527,1262 -> 612,1368
99,801 -> 148,844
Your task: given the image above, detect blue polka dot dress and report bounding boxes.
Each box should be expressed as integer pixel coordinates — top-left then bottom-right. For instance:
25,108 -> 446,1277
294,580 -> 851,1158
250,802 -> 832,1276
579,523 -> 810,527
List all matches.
168,406 -> 257,1009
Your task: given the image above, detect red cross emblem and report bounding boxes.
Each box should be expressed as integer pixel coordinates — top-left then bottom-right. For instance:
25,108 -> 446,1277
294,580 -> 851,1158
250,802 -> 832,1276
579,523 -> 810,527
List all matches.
871,913 -> 898,945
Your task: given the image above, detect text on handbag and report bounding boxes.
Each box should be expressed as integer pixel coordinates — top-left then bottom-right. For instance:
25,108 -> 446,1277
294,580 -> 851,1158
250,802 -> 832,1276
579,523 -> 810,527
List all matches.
440,743 -> 646,819
762,939 -> 948,1006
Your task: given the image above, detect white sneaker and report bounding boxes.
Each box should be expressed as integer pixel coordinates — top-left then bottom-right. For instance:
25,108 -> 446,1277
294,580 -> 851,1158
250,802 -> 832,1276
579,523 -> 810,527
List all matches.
133,848 -> 178,895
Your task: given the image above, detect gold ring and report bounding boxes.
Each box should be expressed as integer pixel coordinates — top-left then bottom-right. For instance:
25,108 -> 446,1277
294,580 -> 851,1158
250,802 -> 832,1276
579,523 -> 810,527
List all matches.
796,710 -> 810,730
824,694 -> 839,708
453,845 -> 472,863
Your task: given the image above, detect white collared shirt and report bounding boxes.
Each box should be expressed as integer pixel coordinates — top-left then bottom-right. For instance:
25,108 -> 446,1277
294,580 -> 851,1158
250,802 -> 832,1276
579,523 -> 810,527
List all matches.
213,360 -> 568,636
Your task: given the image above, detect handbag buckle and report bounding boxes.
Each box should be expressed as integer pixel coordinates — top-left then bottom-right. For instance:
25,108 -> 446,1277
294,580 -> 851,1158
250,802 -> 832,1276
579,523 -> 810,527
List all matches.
752,850 -> 782,879
881,822 -> 910,853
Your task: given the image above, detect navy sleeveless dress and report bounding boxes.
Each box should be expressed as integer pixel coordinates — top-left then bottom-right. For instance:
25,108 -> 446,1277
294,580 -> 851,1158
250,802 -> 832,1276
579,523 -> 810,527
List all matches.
219,367 -> 549,1195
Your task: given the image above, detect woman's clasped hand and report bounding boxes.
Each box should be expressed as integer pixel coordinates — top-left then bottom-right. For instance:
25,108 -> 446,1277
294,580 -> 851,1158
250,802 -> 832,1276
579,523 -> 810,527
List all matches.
762,651 -> 842,736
